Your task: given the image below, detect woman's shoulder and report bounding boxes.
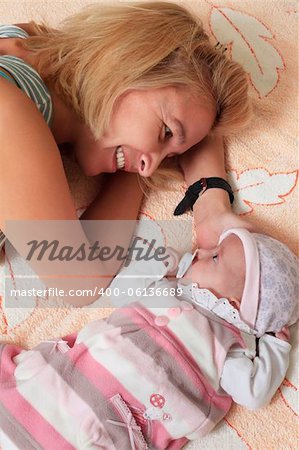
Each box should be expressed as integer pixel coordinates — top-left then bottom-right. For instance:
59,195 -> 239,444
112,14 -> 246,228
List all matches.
0,73 -> 35,118
0,61 -> 54,128
0,24 -> 53,127
0,75 -> 55,156
0,54 -> 53,126
0,24 -> 29,39
0,74 -> 51,135
12,23 -> 37,36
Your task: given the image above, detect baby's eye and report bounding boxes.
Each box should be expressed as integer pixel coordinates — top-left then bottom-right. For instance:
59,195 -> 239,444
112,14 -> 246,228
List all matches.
212,254 -> 218,262
164,124 -> 173,139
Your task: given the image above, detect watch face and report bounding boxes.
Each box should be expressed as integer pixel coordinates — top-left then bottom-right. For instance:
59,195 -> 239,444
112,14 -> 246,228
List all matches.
176,250 -> 198,278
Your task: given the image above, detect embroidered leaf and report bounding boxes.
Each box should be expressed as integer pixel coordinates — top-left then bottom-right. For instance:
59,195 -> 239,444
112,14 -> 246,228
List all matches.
0,244 -> 38,330
279,383 -> 298,415
196,418 -> 248,449
210,7 -> 284,96
228,168 -> 298,215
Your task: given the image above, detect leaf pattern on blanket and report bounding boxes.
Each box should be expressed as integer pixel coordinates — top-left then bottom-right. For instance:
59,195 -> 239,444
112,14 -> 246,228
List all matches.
228,168 -> 298,215
210,7 -> 285,96
279,380 -> 298,415
0,295 -> 8,334
0,247 -> 37,331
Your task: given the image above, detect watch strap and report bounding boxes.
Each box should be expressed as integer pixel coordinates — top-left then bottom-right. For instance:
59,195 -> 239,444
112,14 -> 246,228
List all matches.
174,177 -> 234,216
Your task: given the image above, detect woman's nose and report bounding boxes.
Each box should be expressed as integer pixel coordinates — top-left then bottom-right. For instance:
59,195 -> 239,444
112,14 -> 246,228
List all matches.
138,153 -> 162,177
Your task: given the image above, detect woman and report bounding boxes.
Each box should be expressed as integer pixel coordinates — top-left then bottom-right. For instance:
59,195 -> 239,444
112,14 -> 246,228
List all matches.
0,1 -> 252,305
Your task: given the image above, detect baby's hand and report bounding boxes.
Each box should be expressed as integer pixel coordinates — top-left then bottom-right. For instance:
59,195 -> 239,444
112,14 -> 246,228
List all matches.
163,247 -> 180,275
275,326 -> 290,342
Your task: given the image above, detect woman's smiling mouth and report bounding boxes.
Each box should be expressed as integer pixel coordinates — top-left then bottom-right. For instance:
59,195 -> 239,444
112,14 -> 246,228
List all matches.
116,146 -> 125,170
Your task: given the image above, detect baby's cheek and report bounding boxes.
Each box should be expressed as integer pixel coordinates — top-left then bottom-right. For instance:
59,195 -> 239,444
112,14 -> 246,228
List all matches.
189,263 -> 202,283
192,263 -> 213,286
231,272 -> 246,300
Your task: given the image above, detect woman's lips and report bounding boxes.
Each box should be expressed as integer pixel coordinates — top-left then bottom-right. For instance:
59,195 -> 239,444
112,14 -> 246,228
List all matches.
113,146 -> 141,173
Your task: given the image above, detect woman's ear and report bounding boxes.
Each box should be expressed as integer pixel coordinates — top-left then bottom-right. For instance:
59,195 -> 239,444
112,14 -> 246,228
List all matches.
229,297 -> 241,310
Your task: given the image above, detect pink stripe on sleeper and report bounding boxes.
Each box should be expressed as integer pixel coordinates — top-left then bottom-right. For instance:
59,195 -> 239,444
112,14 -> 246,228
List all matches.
107,317 -> 212,432
65,340 -> 172,448
121,307 -> 215,403
132,305 -> 233,412
114,308 -> 230,447
0,346 -> 75,450
0,344 -> 21,386
167,437 -> 189,449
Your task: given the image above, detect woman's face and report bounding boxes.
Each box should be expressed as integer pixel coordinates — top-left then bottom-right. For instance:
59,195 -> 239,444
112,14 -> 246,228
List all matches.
76,86 -> 216,176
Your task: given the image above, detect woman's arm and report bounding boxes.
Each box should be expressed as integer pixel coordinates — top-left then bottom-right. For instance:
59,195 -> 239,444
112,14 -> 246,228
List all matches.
0,77 -> 128,306
81,171 -> 143,221
80,172 -> 144,276
179,134 -> 253,247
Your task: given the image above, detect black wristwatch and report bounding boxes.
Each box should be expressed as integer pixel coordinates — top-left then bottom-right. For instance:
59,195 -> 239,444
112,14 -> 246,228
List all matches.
174,177 -> 234,216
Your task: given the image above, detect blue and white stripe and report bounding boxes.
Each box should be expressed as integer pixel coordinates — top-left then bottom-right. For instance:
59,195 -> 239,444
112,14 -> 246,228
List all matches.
0,25 -> 54,249
0,25 -> 53,127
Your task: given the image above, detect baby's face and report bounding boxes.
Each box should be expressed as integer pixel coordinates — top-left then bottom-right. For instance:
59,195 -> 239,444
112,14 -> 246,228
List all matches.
183,234 -> 246,302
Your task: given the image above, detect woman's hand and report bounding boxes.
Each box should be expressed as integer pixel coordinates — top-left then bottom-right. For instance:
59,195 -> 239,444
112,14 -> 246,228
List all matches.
178,134 -> 254,248
195,203 -> 254,248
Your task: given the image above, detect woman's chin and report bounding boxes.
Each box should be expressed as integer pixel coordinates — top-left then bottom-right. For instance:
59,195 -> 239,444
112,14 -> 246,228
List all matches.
80,160 -> 116,176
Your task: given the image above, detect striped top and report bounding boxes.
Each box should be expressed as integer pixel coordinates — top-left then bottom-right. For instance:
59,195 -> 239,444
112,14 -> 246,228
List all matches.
0,25 -> 54,250
0,25 -> 53,126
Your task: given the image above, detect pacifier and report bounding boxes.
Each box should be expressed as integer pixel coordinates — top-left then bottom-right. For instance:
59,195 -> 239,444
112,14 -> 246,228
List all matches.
176,250 -> 198,278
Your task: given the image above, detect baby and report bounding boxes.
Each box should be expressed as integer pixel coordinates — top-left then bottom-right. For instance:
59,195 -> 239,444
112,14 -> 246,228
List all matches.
0,228 -> 298,450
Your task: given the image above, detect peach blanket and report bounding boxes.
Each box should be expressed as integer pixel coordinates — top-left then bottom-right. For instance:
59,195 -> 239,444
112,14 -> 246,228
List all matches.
0,1 -> 298,449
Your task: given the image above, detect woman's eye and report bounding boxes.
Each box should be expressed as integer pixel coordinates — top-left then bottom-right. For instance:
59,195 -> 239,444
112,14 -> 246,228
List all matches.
164,124 -> 173,139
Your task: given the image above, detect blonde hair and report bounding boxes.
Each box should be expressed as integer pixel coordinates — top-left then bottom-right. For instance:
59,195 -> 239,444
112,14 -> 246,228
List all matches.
23,1 -> 252,188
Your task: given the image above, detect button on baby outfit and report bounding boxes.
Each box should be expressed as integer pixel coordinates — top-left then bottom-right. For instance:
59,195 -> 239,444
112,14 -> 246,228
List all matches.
167,307 -> 182,318
154,316 -> 170,327
180,301 -> 194,311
